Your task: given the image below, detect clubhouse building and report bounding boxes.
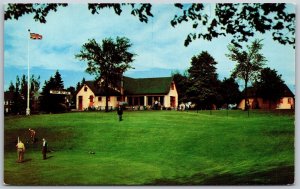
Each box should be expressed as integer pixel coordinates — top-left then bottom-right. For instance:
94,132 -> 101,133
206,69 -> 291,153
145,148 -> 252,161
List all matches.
76,76 -> 178,110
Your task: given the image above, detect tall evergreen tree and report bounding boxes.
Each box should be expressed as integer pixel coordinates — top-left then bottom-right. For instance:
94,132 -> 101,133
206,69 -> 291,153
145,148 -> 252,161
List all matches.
76,82 -> 81,92
187,51 -> 219,109
10,74 -> 40,114
40,70 -> 66,113
53,70 -> 64,90
8,81 -> 15,93
81,77 -> 86,85
11,76 -> 22,114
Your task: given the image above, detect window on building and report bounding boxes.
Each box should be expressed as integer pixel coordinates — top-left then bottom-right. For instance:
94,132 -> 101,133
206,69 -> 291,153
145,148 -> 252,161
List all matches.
160,96 -> 164,105
117,96 -> 121,101
134,97 -> 139,105
128,97 -> 133,105
89,95 -> 94,102
288,98 -> 292,104
148,96 -> 153,106
139,96 -> 144,106
170,96 -> 176,107
84,87 -> 88,92
98,97 -> 102,101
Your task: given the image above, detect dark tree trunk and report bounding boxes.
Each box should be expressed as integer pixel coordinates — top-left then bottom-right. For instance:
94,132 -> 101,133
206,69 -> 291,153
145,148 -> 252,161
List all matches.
105,82 -> 109,112
244,80 -> 249,111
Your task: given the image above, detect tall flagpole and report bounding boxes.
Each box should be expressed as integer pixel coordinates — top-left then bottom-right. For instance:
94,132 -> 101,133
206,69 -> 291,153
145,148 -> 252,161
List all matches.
26,29 -> 30,116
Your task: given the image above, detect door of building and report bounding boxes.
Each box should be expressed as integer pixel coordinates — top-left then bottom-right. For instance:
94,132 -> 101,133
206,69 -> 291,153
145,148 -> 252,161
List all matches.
170,96 -> 176,108
79,96 -> 83,110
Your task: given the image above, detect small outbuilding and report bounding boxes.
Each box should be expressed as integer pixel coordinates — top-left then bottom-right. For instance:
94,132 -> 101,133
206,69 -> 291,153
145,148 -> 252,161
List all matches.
238,84 -> 295,110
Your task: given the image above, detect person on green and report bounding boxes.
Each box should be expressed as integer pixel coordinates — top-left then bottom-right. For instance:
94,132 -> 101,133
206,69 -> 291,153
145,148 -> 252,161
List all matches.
117,105 -> 123,121
42,138 -> 48,160
16,140 -> 25,163
28,128 -> 36,143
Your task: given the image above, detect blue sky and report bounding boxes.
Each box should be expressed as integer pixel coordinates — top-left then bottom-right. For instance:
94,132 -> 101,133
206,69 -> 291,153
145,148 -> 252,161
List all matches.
3,3 -> 296,93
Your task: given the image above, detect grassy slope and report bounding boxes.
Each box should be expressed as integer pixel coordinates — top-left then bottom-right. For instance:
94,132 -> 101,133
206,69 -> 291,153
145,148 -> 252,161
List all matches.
4,110 -> 294,185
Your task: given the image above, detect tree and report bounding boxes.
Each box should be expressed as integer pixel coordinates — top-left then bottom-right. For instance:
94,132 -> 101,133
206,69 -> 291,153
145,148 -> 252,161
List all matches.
30,75 -> 41,99
9,74 -> 40,114
255,67 -> 285,109
40,70 -> 66,113
40,77 -> 54,112
53,70 -> 64,90
8,81 -> 15,93
187,51 -> 219,109
30,75 -> 41,113
4,3 -> 153,23
11,76 -> 22,114
171,3 -> 295,48
66,86 -> 76,107
20,74 -> 27,101
226,39 -> 267,110
172,71 -> 188,103
75,82 -> 81,91
75,37 -> 135,112
219,77 -> 242,109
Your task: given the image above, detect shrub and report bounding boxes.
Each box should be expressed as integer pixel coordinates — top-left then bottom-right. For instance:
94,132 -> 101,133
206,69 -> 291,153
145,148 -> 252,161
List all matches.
88,106 -> 96,111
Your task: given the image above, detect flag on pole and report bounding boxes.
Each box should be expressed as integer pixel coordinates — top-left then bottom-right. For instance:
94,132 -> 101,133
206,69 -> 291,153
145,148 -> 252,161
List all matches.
30,33 -> 43,40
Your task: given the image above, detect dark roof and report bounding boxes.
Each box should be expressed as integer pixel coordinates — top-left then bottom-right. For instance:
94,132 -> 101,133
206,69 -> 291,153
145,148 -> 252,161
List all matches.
84,81 -> 121,96
243,84 -> 294,98
282,84 -> 294,97
80,76 -> 174,96
123,76 -> 173,95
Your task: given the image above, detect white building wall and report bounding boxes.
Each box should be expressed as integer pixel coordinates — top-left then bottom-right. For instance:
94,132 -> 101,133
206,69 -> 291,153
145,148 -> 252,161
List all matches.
76,84 -> 119,110
76,85 -> 95,110
165,82 -> 178,108
277,97 -> 294,109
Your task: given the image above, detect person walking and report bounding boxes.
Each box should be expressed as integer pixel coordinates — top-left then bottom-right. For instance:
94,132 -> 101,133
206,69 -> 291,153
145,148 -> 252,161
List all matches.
28,128 -> 36,143
16,140 -> 25,163
117,105 -> 123,121
42,138 -> 48,160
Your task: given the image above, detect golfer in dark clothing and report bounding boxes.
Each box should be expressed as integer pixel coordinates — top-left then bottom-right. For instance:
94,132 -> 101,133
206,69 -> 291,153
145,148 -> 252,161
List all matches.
117,105 -> 123,121
42,138 -> 48,160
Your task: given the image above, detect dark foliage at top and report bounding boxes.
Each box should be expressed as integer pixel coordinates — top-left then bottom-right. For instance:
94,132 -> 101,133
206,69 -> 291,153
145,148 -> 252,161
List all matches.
4,3 -> 153,24
171,3 -> 295,48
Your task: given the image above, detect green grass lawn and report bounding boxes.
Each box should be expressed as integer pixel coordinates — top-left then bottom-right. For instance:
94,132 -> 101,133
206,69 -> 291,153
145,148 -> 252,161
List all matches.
4,110 -> 294,185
